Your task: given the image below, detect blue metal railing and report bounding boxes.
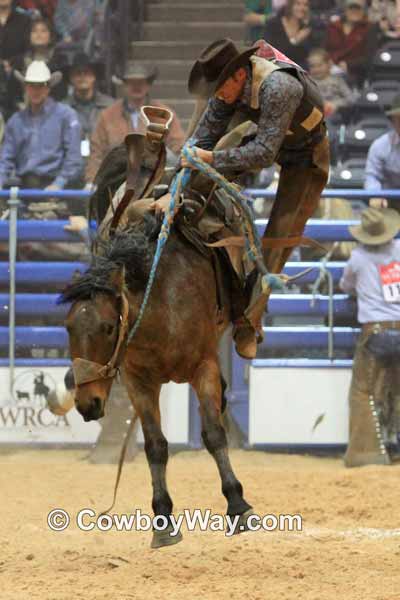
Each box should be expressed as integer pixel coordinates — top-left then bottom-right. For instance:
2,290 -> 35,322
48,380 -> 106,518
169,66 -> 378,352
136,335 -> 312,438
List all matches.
3,187 -> 400,386
245,188 -> 400,199
1,218 -> 390,242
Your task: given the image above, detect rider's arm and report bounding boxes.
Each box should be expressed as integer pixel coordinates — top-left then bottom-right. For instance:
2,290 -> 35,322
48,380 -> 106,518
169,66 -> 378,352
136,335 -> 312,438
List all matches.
212,70 -> 303,171
187,97 -> 236,151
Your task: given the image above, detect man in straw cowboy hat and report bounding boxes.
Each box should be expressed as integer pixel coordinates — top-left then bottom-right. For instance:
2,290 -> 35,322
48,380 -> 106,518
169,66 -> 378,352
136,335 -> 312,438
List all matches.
153,38 -> 330,359
340,207 -> 400,467
365,94 -> 400,210
0,60 -> 82,198
85,60 -> 185,186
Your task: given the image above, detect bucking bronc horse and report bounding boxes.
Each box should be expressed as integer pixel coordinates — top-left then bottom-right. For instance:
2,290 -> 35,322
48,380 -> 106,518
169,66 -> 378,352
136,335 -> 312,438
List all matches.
60,108 -> 257,548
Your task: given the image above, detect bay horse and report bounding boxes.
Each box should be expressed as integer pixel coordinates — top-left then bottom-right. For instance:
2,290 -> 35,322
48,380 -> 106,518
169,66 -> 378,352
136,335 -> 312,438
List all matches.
60,207 -> 254,548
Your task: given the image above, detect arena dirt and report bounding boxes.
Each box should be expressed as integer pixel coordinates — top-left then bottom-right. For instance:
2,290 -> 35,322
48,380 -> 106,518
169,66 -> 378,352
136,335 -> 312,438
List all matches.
1,448 -> 399,599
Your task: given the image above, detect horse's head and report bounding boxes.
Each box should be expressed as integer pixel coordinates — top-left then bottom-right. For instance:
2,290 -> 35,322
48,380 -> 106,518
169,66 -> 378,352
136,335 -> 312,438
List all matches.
61,265 -> 128,422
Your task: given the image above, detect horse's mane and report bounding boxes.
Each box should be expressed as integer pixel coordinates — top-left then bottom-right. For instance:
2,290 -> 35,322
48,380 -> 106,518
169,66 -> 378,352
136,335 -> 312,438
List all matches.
89,144 -> 128,225
59,214 -> 162,304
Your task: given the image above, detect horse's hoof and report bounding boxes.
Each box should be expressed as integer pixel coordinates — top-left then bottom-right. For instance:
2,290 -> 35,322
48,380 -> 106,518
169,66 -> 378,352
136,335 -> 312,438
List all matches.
151,526 -> 183,549
231,508 -> 254,535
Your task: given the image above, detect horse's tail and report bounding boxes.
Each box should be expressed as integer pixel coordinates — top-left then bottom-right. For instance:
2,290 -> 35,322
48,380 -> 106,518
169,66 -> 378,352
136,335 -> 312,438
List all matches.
89,144 -> 128,226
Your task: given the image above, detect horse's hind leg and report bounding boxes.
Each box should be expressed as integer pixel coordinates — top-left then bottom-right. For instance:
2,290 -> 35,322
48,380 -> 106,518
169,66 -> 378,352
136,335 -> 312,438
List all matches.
192,359 -> 253,530
124,377 -> 183,549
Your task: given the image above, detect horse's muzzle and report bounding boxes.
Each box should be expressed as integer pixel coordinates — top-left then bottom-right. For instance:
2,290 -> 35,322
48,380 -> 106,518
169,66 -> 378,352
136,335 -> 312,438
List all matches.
77,397 -> 104,422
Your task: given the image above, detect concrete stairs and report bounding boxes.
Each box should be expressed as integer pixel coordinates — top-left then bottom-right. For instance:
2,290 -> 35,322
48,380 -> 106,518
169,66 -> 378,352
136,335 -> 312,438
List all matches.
131,0 -> 245,132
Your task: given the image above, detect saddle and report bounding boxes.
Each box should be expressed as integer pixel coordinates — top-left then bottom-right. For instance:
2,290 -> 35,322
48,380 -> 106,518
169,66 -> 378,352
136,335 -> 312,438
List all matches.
95,106 -> 173,246
96,106 -> 322,324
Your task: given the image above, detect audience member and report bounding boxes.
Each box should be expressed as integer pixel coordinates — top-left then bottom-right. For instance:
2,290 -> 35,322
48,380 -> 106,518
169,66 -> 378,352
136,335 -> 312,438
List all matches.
66,52 -> 113,159
54,0 -> 97,55
308,48 -> 356,118
11,16 -> 68,103
380,12 -> 400,41
16,0 -> 56,20
263,0 -> 325,68
325,0 -> 378,87
244,0 -> 273,43
340,207 -> 400,467
0,0 -> 30,61
364,95 -> 400,209
0,61 -> 82,213
85,61 -> 185,185
369,0 -> 399,39
0,0 -> 31,117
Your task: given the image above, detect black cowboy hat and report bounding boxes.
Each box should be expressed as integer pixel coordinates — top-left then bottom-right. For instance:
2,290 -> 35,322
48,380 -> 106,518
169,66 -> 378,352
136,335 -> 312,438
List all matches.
188,38 -> 257,98
67,51 -> 104,79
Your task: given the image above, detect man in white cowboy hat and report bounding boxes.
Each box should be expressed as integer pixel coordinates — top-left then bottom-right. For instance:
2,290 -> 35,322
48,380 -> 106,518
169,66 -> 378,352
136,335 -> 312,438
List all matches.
340,207 -> 400,467
0,60 -> 82,197
365,94 -> 400,210
85,60 -> 185,185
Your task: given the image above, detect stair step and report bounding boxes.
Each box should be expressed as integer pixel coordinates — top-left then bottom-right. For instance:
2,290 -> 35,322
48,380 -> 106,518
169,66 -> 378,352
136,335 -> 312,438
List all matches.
131,41 -> 217,60
139,59 -> 192,80
150,0 -> 244,4
146,3 -> 243,21
142,22 -> 245,42
152,80 -> 189,99
157,98 -> 196,118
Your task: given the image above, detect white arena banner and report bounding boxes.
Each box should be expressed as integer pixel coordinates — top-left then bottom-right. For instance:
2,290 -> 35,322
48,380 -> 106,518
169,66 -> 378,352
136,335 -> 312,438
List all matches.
0,367 -> 101,444
249,365 -> 351,446
0,368 -> 189,445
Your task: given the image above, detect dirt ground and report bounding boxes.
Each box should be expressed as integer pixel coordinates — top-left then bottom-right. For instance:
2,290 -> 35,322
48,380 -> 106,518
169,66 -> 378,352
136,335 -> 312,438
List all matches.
1,447 -> 399,600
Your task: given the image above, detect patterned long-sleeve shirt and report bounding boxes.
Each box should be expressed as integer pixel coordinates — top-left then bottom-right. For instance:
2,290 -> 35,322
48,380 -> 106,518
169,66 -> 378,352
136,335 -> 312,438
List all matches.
189,69 -> 303,173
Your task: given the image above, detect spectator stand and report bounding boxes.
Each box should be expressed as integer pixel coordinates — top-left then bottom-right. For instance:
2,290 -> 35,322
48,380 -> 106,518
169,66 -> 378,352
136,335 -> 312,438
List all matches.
328,38 -> 400,171
4,187 -> 400,450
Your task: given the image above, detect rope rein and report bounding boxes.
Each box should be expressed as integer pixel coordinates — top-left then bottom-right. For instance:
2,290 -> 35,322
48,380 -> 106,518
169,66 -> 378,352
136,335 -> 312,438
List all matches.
125,144 -> 287,346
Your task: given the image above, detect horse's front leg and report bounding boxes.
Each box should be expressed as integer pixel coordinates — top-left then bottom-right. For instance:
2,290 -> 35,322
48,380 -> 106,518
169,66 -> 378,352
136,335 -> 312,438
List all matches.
124,375 -> 183,549
192,358 -> 253,531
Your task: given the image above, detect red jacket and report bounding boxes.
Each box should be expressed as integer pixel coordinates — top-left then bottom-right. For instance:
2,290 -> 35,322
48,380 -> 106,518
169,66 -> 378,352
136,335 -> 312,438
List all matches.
326,18 -> 373,69
16,0 -> 57,20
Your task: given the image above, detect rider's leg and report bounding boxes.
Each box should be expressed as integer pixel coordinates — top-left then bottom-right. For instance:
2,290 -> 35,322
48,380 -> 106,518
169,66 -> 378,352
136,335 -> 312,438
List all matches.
234,135 -> 330,359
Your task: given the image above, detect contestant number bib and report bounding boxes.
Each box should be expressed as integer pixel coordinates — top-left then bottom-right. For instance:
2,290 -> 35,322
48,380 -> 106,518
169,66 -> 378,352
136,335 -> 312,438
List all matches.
379,261 -> 400,303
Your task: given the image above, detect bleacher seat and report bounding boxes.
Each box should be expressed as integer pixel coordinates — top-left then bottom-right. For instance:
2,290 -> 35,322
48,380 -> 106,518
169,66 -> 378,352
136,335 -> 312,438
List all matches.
351,80 -> 399,121
328,158 -> 366,189
339,117 -> 388,161
371,41 -> 400,80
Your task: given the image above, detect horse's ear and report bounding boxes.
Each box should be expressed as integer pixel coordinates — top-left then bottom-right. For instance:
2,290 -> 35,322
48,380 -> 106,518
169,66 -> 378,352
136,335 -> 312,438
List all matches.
109,265 -> 126,296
